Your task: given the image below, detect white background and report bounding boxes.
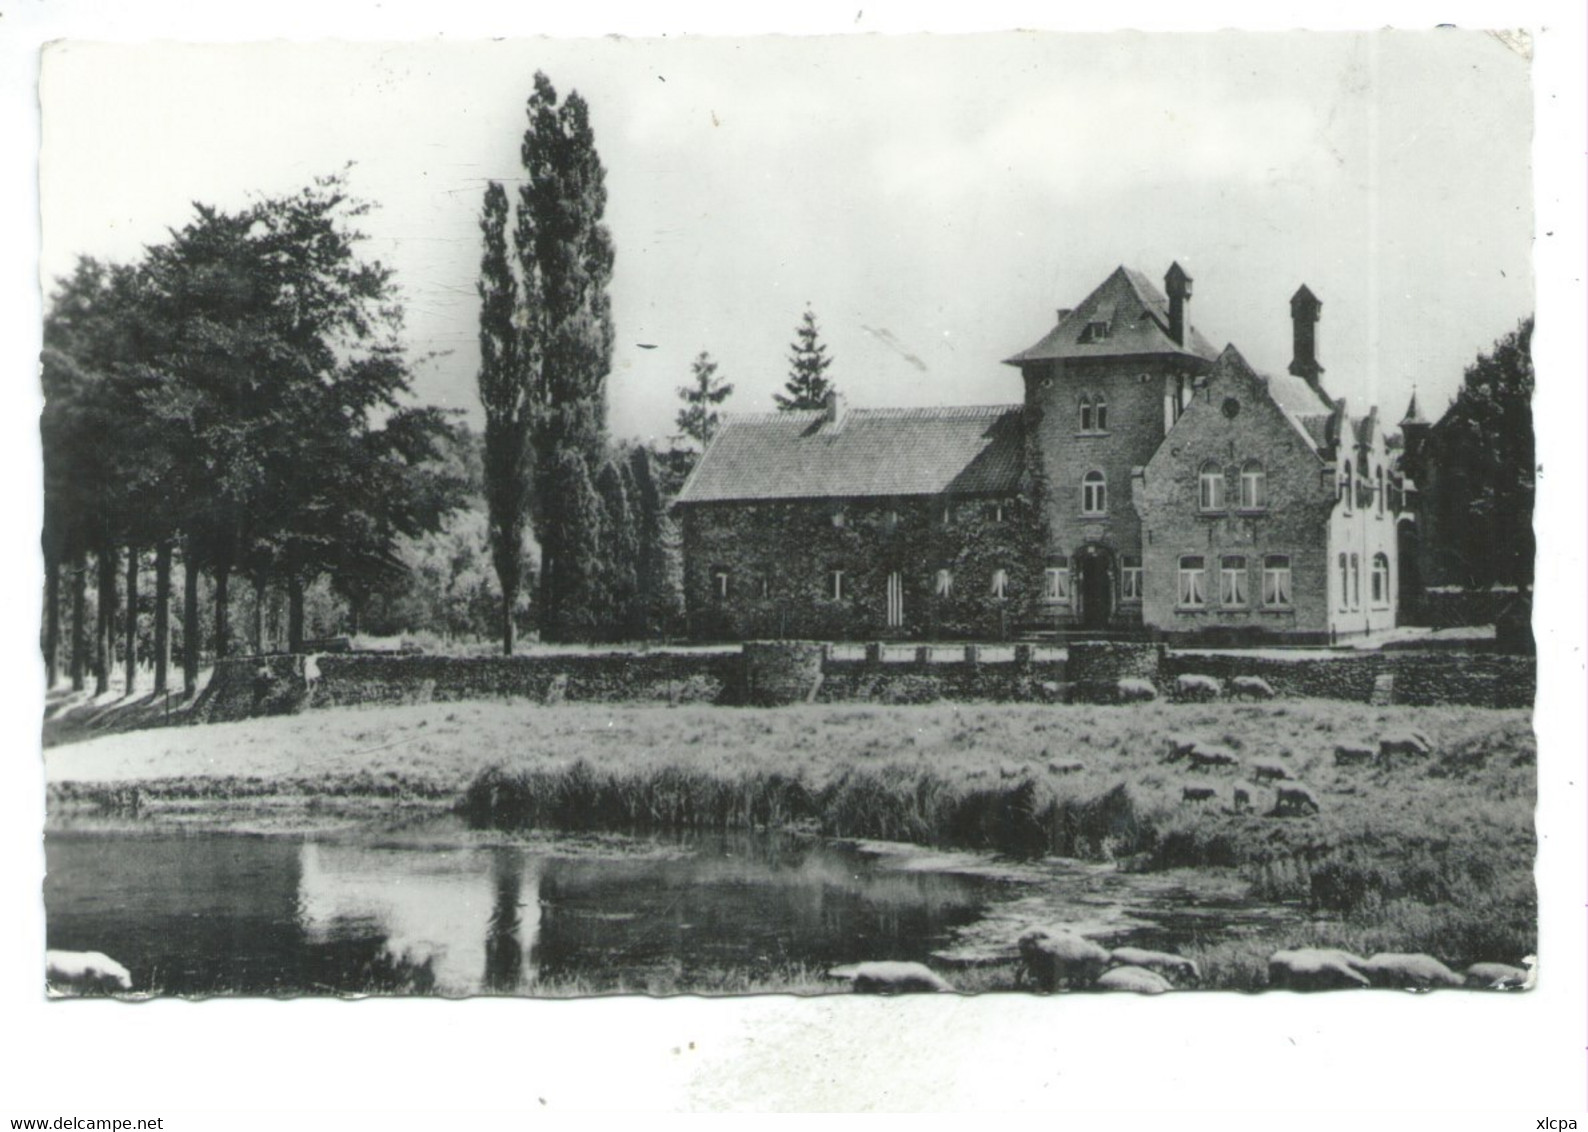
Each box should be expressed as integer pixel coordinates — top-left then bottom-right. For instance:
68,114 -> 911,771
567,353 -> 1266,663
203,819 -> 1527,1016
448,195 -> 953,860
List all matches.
2,1 -> 1584,1121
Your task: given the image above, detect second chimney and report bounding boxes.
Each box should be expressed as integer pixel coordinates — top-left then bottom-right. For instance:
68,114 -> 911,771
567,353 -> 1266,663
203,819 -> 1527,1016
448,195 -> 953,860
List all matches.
1165,262 -> 1192,346
1288,284 -> 1325,392
823,388 -> 847,431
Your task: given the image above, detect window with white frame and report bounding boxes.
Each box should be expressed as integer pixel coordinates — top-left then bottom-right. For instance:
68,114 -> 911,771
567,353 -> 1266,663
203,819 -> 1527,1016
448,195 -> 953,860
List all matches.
1376,466 -> 1385,517
1095,396 -> 1107,432
934,567 -> 953,598
1262,555 -> 1292,607
1371,552 -> 1390,607
1341,459 -> 1353,514
1178,555 -> 1207,607
712,566 -> 731,601
1079,395 -> 1094,434
1338,553 -> 1349,611
1044,559 -> 1071,602
990,568 -> 1008,600
1240,460 -> 1267,510
1220,555 -> 1249,607
1082,470 -> 1107,515
1350,553 -> 1361,609
756,572 -> 771,599
828,568 -> 845,601
1121,554 -> 1143,602
1199,461 -> 1225,511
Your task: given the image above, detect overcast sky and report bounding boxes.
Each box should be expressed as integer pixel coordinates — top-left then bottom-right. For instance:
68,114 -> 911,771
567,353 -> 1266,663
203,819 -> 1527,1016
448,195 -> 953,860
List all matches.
39,30 -> 1534,446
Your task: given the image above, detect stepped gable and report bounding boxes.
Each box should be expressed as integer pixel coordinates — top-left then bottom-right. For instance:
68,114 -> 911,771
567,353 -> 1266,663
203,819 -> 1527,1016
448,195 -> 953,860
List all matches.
1003,265 -> 1220,366
674,404 -> 1025,504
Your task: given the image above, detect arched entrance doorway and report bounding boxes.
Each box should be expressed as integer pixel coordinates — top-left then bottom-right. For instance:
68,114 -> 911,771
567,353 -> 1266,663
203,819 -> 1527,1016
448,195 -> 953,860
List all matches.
1073,545 -> 1115,631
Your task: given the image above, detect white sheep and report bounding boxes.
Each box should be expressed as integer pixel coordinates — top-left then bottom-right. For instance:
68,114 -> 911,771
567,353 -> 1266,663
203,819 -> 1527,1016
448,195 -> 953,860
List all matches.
1270,784 -> 1321,816
1231,675 -> 1276,700
827,960 -> 955,994
1188,744 -> 1240,771
1018,927 -> 1112,992
1181,784 -> 1216,804
46,949 -> 133,994
1094,965 -> 1173,994
1357,952 -> 1464,990
1267,947 -> 1370,991
1464,961 -> 1532,990
1333,742 -> 1375,767
1174,673 -> 1224,702
1378,731 -> 1433,763
1116,677 -> 1157,703
1109,947 -> 1200,985
1250,759 -> 1291,782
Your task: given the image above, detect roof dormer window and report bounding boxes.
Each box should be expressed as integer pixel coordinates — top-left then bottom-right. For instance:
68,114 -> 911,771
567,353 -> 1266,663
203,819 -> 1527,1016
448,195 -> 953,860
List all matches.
1079,320 -> 1111,343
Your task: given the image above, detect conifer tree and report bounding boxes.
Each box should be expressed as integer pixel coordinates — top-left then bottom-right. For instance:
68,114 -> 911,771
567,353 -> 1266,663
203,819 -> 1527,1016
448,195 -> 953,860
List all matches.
675,350 -> 733,448
775,307 -> 835,411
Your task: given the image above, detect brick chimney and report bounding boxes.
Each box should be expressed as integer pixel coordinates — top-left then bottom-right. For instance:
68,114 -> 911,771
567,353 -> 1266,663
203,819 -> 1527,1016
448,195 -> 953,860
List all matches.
1289,284 -> 1325,392
1165,262 -> 1192,346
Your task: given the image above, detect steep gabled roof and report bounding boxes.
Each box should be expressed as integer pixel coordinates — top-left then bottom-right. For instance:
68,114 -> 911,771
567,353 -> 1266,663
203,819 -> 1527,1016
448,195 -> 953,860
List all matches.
674,405 -> 1024,505
1186,343 -> 1332,458
1004,265 -> 1220,366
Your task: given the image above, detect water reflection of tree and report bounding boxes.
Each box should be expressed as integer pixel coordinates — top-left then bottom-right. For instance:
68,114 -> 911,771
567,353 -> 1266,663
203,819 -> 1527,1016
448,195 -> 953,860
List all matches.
484,852 -> 541,993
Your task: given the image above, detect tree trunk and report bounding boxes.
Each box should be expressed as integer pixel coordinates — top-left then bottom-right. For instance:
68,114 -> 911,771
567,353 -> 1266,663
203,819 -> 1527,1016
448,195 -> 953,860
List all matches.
70,555 -> 86,692
253,571 -> 268,655
288,575 -> 305,653
182,553 -> 200,697
94,545 -> 117,696
214,564 -> 231,659
43,547 -> 60,689
501,576 -> 517,656
153,541 -> 172,694
124,547 -> 139,696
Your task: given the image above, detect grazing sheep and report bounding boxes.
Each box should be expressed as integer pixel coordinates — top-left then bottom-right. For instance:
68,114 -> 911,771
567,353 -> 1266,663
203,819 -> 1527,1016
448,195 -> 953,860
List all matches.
1250,760 -> 1291,782
1231,675 -> 1276,700
1378,731 -> 1433,762
1188,745 -> 1240,771
1464,961 -> 1531,990
1181,785 -> 1217,804
1109,947 -> 1200,985
1163,734 -> 1200,761
1333,742 -> 1375,767
1267,948 -> 1370,991
827,961 -> 954,994
1018,927 -> 1112,992
45,949 -> 133,994
1232,784 -> 1252,811
1048,760 -> 1085,775
1270,784 -> 1321,816
1358,952 -> 1464,990
1116,677 -> 1157,703
1094,965 -> 1173,994
1174,674 -> 1223,702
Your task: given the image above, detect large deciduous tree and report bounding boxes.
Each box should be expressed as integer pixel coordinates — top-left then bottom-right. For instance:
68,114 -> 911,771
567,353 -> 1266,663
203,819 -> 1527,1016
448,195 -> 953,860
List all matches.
775,307 -> 835,412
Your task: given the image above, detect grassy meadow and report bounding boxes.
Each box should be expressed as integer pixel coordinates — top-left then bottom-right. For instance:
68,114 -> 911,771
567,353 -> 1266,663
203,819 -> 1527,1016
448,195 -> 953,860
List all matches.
45,697 -> 1537,988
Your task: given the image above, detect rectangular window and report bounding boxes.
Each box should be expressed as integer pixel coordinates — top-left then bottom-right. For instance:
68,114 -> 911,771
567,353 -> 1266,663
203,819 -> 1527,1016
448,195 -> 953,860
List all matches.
1351,553 -> 1361,610
1338,554 -> 1349,611
712,567 -> 730,601
1044,561 -> 1071,603
990,568 -> 1008,600
1220,555 -> 1248,607
757,573 -> 771,600
1199,467 -> 1225,512
1262,555 -> 1293,607
1178,556 -> 1207,608
828,569 -> 845,602
934,567 -> 953,598
1121,555 -> 1143,602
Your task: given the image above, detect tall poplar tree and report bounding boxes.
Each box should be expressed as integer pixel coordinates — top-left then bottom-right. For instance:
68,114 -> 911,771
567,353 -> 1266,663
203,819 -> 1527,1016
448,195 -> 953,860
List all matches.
775,307 -> 836,411
487,71 -> 615,641
476,180 -> 533,653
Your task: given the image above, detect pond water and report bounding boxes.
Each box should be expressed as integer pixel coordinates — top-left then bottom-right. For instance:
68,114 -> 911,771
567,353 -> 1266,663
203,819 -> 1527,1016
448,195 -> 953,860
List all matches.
44,824 -> 1300,996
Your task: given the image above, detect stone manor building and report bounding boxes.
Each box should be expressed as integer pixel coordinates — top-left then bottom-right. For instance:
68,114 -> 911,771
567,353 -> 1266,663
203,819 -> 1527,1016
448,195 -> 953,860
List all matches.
674,264 -> 1401,643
